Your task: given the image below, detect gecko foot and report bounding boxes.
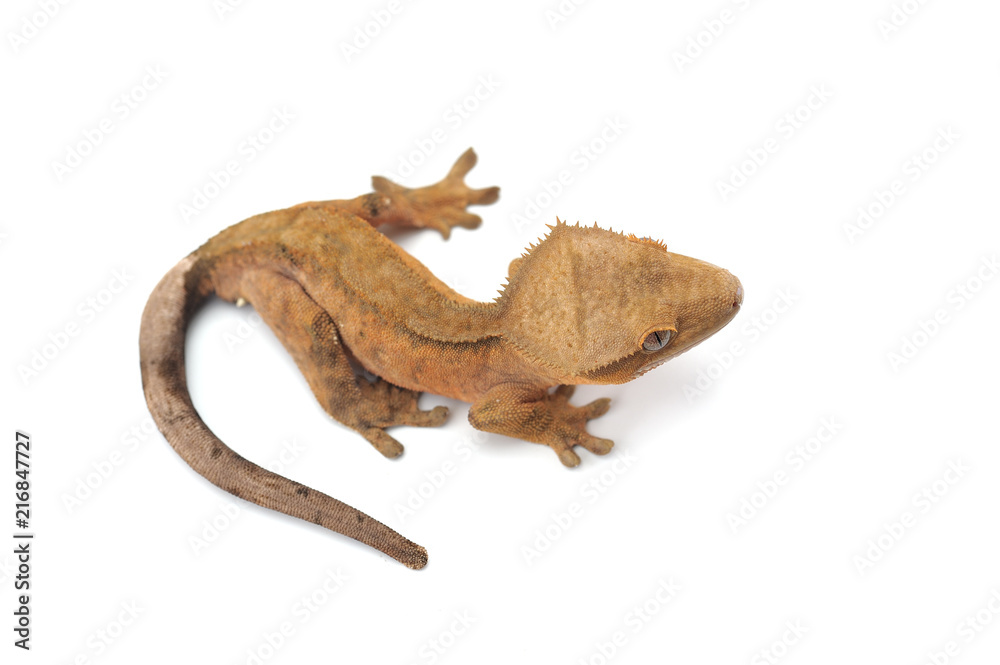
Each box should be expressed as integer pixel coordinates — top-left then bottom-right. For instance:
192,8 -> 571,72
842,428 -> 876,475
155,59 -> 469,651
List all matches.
371,148 -> 500,239
546,386 -> 614,467
353,377 -> 449,458
468,383 -> 614,468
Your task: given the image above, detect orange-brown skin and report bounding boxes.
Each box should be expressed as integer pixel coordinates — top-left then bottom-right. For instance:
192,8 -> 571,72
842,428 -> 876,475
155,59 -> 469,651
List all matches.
139,149 -> 743,569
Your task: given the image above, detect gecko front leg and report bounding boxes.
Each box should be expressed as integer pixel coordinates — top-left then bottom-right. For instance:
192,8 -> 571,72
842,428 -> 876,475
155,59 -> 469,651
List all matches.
468,383 -> 613,467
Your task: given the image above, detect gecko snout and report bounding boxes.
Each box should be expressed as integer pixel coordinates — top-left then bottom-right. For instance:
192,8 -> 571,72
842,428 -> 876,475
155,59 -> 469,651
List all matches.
733,281 -> 744,308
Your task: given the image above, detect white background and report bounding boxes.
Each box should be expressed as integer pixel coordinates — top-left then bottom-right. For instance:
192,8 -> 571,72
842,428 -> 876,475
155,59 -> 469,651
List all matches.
3,1 -> 1000,663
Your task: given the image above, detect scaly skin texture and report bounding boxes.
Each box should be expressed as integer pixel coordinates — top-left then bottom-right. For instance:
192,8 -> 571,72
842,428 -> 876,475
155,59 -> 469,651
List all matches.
139,149 -> 743,569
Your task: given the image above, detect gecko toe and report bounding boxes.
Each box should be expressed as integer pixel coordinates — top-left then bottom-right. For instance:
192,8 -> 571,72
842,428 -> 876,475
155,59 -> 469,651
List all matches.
470,186 -> 500,205
398,404 -> 449,428
452,211 -> 483,230
363,428 -> 404,458
557,447 -> 581,467
554,385 -> 576,400
582,398 -> 611,420
417,405 -> 450,427
580,435 -> 614,456
447,148 -> 478,180
431,221 -> 452,240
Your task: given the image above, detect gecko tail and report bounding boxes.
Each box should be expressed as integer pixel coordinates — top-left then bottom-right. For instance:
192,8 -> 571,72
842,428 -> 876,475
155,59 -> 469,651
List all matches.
138,255 -> 428,570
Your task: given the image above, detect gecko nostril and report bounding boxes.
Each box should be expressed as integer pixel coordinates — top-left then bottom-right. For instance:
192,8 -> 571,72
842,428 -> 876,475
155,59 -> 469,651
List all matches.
733,284 -> 744,307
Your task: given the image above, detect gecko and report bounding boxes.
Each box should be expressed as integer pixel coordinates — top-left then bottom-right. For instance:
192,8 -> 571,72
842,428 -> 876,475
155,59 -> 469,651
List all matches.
139,149 -> 743,569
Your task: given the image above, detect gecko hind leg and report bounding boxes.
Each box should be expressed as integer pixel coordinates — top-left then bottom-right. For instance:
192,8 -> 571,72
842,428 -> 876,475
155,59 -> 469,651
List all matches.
298,149 -> 499,239
369,148 -> 500,238
294,149 -> 499,239
238,269 -> 447,458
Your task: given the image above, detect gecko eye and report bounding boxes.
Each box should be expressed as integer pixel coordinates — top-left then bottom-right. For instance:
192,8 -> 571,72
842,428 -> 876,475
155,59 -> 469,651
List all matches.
642,330 -> 672,352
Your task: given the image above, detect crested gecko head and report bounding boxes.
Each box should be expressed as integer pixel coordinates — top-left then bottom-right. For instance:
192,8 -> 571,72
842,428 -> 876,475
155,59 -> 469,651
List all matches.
498,220 -> 743,384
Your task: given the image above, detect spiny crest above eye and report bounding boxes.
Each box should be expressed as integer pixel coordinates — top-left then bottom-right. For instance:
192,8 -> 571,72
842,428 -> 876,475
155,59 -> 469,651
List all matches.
625,233 -> 668,251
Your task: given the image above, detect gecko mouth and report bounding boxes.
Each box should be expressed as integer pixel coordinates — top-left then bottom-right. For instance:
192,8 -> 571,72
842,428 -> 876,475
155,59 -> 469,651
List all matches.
633,356 -> 668,378
644,358 -> 668,370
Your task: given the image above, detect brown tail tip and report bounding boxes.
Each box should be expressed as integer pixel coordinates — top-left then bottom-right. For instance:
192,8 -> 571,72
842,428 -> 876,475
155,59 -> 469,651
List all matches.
401,544 -> 428,570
